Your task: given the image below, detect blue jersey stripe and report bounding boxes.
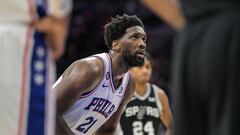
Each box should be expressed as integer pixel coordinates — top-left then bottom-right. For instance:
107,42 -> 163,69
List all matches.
26,1 -> 49,134
27,31 -> 47,135
36,0 -> 48,18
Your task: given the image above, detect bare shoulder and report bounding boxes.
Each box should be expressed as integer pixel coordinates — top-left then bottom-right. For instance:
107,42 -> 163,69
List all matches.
61,56 -> 104,95
63,57 -> 103,79
152,84 -> 169,101
54,56 -> 105,113
153,84 -> 169,106
152,85 -> 172,131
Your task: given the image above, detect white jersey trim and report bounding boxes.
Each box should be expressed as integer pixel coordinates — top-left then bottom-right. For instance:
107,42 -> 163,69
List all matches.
79,55 -> 106,98
153,84 -> 163,116
134,83 -> 151,101
106,53 -> 121,93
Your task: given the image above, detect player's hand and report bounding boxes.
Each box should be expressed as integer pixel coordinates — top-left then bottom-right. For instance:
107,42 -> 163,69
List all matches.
32,16 -> 69,60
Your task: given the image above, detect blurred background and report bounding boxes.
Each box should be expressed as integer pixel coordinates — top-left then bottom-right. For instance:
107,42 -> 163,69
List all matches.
56,0 -> 178,101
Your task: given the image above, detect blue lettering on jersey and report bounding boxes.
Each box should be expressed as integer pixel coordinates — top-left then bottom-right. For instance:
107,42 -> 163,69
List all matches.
84,97 -> 115,118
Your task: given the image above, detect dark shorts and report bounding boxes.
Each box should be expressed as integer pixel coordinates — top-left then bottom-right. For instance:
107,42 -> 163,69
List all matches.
172,11 -> 240,135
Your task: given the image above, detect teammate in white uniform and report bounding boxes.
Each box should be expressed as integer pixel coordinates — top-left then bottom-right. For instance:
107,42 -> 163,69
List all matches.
53,14 -> 147,135
0,0 -> 72,135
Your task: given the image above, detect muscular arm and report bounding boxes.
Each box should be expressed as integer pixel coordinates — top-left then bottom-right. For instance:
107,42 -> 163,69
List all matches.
53,57 -> 104,134
94,77 -> 135,135
156,87 -> 173,135
56,114 -> 74,135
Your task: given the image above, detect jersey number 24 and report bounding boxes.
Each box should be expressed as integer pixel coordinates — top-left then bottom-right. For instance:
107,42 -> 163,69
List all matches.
133,121 -> 154,135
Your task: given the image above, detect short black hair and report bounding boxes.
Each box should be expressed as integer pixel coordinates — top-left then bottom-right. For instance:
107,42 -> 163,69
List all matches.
104,14 -> 144,49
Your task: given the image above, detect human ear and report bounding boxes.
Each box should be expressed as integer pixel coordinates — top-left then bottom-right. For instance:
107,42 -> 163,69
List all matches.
111,40 -> 120,52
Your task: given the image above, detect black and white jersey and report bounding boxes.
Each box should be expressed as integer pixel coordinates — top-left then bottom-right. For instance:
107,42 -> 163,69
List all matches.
118,83 -> 164,135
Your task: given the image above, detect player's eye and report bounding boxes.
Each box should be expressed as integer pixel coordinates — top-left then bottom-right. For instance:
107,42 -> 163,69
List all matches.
142,37 -> 147,43
130,35 -> 138,39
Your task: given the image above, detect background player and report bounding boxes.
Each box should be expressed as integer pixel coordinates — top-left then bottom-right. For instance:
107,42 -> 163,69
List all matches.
118,53 -> 173,135
0,0 -> 72,135
53,14 -> 147,135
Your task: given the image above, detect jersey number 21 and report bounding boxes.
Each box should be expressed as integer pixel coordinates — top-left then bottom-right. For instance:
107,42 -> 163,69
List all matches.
76,116 -> 98,133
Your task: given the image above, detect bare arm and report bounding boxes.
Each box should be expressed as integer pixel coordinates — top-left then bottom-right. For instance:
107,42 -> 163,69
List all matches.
56,114 -> 74,135
156,87 -> 173,135
53,57 -> 104,134
140,0 -> 185,30
94,77 -> 135,135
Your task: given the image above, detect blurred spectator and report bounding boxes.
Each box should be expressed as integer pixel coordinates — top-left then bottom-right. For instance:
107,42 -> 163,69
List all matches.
0,0 -> 72,134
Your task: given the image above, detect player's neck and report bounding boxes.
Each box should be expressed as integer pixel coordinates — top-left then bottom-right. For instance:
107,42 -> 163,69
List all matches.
136,83 -> 147,96
109,52 -> 130,78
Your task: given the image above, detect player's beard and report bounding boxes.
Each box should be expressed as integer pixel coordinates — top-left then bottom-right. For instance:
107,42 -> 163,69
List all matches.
122,49 -> 144,67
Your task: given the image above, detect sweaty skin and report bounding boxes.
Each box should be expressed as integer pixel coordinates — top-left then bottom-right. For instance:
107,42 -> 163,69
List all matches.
53,26 -> 147,135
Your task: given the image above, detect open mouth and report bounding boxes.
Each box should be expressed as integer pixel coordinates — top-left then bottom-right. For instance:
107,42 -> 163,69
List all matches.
136,51 -> 145,59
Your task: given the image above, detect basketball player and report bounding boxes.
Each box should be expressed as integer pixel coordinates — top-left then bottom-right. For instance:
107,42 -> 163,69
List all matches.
117,53 -> 172,135
0,0 -> 72,135
53,14 -> 147,135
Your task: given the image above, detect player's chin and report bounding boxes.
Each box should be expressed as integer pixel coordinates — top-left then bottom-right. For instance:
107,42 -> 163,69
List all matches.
134,57 -> 144,67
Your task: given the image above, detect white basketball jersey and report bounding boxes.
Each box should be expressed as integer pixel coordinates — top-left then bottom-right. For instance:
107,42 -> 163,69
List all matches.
61,53 -> 131,135
0,0 -> 31,23
0,0 -> 72,23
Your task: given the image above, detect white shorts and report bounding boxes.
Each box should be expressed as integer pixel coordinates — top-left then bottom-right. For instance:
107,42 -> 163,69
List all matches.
0,23 -> 55,135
